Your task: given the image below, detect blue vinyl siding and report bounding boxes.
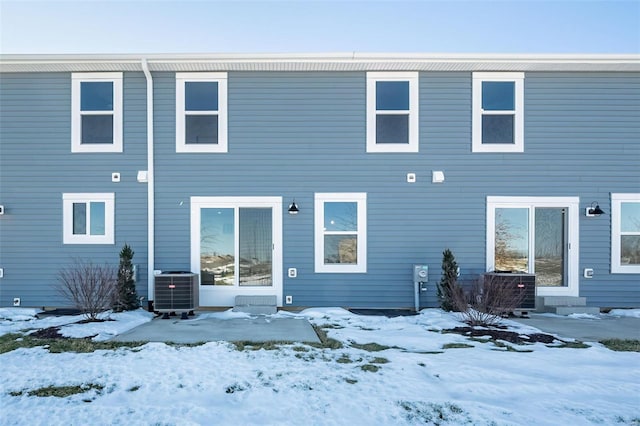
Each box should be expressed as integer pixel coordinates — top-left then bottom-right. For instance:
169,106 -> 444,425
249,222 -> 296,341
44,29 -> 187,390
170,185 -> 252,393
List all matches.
0,73 -> 149,307
1,69 -> 638,308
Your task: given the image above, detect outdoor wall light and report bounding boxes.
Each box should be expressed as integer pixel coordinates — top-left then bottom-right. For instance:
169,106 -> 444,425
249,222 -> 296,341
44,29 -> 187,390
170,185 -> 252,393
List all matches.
288,200 -> 299,215
586,201 -> 605,217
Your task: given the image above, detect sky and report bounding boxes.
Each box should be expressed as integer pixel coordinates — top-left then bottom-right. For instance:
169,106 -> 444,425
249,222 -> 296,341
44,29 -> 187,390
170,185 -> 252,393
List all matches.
0,0 -> 639,54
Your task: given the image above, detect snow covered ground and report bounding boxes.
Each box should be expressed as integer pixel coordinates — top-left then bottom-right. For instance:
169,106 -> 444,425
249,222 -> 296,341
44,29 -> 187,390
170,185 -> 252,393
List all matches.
1,307 -> 638,426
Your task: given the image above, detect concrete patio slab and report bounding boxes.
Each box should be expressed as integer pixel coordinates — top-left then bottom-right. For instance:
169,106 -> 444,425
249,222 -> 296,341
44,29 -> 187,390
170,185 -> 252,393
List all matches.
511,313 -> 640,342
111,314 -> 320,344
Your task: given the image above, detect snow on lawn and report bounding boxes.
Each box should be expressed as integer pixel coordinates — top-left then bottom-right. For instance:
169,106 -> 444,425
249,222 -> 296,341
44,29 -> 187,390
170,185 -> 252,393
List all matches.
0,308 -> 639,426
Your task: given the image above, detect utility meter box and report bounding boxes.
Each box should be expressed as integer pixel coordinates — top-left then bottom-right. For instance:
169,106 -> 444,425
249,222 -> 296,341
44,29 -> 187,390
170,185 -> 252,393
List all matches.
413,265 -> 429,282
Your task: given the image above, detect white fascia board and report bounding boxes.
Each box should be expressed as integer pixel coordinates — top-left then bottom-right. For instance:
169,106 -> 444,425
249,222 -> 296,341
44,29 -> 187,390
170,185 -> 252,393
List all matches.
1,53 -> 639,73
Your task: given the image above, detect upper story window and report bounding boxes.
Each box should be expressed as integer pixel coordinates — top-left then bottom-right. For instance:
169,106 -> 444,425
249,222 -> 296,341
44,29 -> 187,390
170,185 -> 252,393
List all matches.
366,72 -> 419,153
71,73 -> 123,153
472,72 -> 524,153
176,72 -> 228,153
611,193 -> 640,273
63,193 -> 115,244
315,193 -> 367,273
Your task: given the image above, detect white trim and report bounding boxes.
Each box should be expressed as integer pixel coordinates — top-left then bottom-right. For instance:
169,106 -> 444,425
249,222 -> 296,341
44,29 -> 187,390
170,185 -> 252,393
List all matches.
315,192 -> 367,273
71,72 -> 123,153
611,193 -> 640,274
190,196 -> 283,306
62,193 -> 115,244
366,72 -> 419,153
176,72 -> 228,153
472,72 -> 524,153
486,196 -> 579,297
4,54 -> 638,73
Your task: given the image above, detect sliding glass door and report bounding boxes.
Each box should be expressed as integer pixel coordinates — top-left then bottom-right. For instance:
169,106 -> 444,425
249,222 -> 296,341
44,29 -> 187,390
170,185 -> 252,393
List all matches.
488,197 -> 579,296
191,197 -> 282,306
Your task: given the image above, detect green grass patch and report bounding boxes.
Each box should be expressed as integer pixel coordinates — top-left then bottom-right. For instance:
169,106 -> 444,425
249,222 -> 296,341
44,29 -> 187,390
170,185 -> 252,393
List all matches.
360,364 -> 380,373
469,337 -> 492,344
345,378 -> 358,384
600,339 -> 640,352
0,333 -> 146,354
350,342 -> 397,352
310,325 -> 343,349
319,323 -> 345,329
165,341 -> 208,348
442,343 -> 474,350
370,357 -> 389,364
549,341 -> 591,349
127,385 -> 141,392
10,383 -> 104,398
398,401 -> 469,424
336,354 -> 353,364
491,341 -> 534,353
230,341 -> 292,351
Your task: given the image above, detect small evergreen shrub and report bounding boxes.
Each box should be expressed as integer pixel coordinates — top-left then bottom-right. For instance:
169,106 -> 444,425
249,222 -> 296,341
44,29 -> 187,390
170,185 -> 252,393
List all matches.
114,244 -> 139,312
437,249 -> 464,312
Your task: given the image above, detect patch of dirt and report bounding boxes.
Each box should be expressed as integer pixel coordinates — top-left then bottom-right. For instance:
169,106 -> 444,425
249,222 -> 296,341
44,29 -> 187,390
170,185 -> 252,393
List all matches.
444,326 -> 560,344
77,318 -> 114,324
30,326 -> 68,339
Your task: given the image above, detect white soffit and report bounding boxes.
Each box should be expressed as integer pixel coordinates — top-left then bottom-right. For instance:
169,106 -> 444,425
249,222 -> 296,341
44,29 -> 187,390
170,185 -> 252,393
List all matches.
1,53 -> 639,72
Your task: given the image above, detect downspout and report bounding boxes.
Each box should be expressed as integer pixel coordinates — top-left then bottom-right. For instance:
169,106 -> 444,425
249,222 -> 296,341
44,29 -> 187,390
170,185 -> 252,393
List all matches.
141,58 -> 155,308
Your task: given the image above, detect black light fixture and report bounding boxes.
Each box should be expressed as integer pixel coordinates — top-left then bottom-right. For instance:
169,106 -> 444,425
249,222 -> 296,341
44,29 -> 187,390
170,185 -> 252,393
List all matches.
288,200 -> 299,215
586,201 -> 605,217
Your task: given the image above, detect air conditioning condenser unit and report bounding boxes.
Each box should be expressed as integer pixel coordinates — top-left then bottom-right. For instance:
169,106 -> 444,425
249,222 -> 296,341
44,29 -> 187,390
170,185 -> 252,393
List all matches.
483,272 -> 536,312
154,272 -> 199,319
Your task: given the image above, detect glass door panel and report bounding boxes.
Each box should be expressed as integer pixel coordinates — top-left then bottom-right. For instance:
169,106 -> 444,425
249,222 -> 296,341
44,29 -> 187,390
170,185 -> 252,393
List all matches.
495,208 -> 529,272
200,208 -> 235,285
534,208 -> 566,287
239,208 -> 273,286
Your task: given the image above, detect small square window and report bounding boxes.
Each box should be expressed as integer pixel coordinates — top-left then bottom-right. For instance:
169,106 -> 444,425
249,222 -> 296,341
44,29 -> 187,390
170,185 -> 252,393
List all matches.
63,193 -> 114,244
367,72 -> 418,153
611,193 -> 640,273
176,73 -> 227,153
472,72 -> 524,153
71,73 -> 122,153
315,193 -> 367,273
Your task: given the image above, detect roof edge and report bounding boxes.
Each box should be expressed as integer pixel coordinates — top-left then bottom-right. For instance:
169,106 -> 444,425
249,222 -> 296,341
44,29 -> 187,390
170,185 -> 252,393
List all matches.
1,53 -> 638,73
2,52 -> 639,62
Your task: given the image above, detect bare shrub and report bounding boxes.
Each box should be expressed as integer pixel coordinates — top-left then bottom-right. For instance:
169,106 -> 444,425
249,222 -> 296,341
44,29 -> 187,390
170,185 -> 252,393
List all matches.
454,274 -> 527,326
57,260 -> 118,321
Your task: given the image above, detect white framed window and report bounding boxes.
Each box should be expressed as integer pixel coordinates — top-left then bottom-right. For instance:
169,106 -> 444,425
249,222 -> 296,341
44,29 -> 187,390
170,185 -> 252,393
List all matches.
472,72 -> 524,153
71,73 -> 123,153
63,193 -> 115,244
611,193 -> 640,273
176,72 -> 228,153
315,193 -> 367,273
366,72 -> 419,153
486,196 -> 579,297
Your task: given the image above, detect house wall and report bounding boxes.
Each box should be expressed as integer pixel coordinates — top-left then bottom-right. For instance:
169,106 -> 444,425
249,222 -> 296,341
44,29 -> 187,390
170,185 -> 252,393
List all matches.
0,69 -> 638,308
0,72 -> 149,307
152,71 -> 639,308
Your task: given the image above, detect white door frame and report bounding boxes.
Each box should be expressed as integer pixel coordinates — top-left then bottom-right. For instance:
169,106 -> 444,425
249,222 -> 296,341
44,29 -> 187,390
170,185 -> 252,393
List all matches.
191,196 -> 283,306
486,196 -> 580,297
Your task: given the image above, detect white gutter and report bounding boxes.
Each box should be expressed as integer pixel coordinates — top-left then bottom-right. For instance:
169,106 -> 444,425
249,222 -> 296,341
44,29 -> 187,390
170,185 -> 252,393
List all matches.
141,58 -> 155,304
